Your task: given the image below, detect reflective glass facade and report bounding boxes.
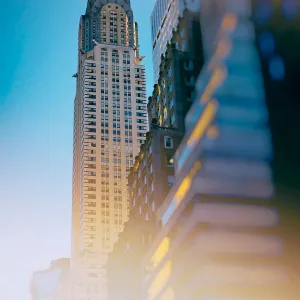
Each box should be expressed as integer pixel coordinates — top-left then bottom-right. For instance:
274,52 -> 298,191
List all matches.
151,0 -> 200,82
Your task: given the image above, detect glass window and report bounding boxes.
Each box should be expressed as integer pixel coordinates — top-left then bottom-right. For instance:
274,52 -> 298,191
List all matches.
151,182 -> 154,192
168,175 -> 175,186
185,75 -> 195,86
180,28 -> 185,38
164,136 -> 173,149
171,114 -> 176,126
149,164 -> 153,173
152,201 -> 155,211
184,60 -> 194,71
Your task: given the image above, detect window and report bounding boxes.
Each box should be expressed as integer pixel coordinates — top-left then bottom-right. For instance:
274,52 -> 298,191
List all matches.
184,60 -> 194,71
180,28 -> 185,38
185,75 -> 195,86
168,175 -> 175,186
171,114 -> 176,126
163,96 -> 167,106
151,182 -> 154,193
169,98 -> 174,110
149,164 -> 153,173
164,136 -> 173,149
163,107 -> 168,121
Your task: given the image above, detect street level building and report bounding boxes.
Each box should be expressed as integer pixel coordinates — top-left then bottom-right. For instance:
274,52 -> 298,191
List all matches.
107,215 -> 156,300
107,125 -> 181,300
128,125 -> 182,222
31,259 -> 70,300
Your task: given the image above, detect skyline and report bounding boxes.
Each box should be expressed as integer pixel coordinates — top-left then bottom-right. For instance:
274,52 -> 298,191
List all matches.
2,1 -> 300,300
0,0 -> 155,299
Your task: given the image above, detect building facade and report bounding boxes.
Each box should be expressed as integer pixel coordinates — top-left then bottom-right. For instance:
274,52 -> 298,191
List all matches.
72,0 -> 147,299
151,0 -> 201,82
142,0 -> 300,299
148,10 -> 204,132
106,126 -> 181,300
107,215 -> 156,300
128,126 -> 182,221
31,259 -> 70,300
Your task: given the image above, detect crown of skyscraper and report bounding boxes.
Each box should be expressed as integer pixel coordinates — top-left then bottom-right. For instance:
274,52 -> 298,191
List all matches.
80,0 -> 136,51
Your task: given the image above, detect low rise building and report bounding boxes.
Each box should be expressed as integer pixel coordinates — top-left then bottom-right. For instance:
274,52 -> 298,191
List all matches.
106,125 -> 182,300
128,125 -> 182,222
107,215 -> 155,300
31,259 -> 70,300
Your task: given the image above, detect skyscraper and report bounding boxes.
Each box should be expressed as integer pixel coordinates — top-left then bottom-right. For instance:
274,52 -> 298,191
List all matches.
151,0 -> 200,82
72,0 -> 147,298
148,9 -> 204,132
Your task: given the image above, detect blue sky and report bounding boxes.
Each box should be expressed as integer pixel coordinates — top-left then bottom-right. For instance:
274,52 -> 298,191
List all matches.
0,0 -> 155,299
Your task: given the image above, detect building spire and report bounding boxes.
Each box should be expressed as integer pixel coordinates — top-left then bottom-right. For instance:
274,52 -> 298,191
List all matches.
82,0 -> 135,51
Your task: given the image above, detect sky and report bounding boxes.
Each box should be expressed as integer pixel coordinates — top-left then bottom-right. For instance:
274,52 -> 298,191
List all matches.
0,0 -> 155,299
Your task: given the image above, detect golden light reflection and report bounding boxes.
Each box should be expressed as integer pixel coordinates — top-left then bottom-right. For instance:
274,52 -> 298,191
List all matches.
161,160 -> 202,226
216,37 -> 232,58
174,161 -> 201,207
201,67 -> 227,104
208,38 -> 232,72
174,177 -> 191,206
187,101 -> 219,146
206,125 -> 219,139
163,106 -> 168,119
221,13 -> 238,32
147,260 -> 172,300
149,237 -> 170,271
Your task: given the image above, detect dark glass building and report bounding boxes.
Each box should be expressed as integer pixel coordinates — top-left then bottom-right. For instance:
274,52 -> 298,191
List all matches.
148,10 -> 204,133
